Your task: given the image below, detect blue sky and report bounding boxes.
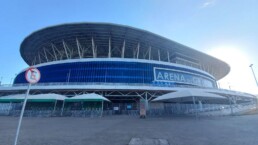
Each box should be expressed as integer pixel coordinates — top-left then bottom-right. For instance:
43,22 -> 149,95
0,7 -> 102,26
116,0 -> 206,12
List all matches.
0,0 -> 258,93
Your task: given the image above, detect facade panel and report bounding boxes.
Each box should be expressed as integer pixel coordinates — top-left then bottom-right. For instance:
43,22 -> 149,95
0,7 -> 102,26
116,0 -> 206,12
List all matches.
14,59 -> 217,88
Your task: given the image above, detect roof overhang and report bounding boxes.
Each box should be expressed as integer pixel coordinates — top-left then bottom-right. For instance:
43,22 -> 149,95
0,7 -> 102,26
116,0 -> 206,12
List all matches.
20,23 -> 230,80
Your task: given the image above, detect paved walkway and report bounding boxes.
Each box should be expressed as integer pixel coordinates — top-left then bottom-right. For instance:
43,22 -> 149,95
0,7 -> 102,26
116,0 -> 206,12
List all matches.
1,115 -> 258,145
129,138 -> 169,145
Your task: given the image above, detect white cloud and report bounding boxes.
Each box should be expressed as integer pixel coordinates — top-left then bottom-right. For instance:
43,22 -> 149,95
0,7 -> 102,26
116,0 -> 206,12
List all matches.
201,0 -> 216,8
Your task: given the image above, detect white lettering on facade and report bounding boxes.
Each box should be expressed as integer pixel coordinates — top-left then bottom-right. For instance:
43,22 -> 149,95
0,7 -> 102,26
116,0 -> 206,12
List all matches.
157,72 -> 164,80
155,68 -> 214,88
174,73 -> 180,81
164,72 -> 169,80
180,75 -> 185,82
169,73 -> 174,80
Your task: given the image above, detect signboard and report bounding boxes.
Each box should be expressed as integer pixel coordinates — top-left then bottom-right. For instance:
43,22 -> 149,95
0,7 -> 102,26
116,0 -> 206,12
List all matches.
25,67 -> 41,84
127,105 -> 132,109
113,107 -> 119,111
153,67 -> 215,88
14,67 -> 41,145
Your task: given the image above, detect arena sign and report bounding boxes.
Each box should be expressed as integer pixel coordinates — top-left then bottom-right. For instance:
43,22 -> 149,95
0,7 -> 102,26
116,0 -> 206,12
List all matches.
154,67 -> 215,88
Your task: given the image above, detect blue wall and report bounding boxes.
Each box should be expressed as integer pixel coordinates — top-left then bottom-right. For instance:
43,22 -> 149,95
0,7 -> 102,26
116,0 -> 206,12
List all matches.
14,60 -> 217,88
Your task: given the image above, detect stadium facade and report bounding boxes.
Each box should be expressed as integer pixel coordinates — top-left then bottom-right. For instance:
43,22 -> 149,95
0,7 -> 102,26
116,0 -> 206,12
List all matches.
0,23 -> 256,114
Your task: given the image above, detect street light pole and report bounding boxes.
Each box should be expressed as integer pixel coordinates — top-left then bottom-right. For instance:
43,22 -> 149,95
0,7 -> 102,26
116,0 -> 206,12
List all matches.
0,77 -> 3,85
249,64 -> 258,87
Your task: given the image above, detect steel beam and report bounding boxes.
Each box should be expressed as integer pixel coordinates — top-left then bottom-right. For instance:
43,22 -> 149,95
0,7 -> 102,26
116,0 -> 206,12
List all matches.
76,38 -> 82,59
95,45 -> 98,57
62,40 -> 69,59
38,53 -> 41,64
121,40 -> 125,58
149,46 -> 152,60
108,37 -> 111,58
167,51 -> 170,62
44,47 -> 55,61
43,48 -> 49,62
51,44 -> 59,60
137,43 -> 140,59
32,57 -> 37,65
91,37 -> 96,58
158,49 -> 161,61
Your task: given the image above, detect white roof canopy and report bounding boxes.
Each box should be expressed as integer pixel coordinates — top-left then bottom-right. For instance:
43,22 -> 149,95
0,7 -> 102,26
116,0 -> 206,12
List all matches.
65,93 -> 110,102
152,89 -> 227,103
0,93 -> 67,102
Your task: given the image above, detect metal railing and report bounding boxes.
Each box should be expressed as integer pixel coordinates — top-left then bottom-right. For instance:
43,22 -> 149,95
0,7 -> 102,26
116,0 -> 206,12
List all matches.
0,102 -> 256,118
0,82 -> 255,98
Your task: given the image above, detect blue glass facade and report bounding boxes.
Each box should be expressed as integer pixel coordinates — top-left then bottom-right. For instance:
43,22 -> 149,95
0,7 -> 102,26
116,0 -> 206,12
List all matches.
14,60 -> 217,88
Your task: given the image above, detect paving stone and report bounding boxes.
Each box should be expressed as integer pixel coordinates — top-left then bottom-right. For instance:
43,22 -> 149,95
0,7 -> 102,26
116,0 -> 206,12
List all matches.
129,138 -> 169,145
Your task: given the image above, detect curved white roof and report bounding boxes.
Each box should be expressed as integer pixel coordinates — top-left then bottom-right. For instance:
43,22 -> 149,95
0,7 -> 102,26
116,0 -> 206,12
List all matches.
152,89 -> 227,102
20,23 -> 230,80
65,93 -> 110,102
0,93 -> 67,102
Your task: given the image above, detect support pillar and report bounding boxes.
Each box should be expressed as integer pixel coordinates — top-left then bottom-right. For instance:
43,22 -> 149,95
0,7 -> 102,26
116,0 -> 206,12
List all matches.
92,37 -> 96,58
61,100 -> 65,116
137,43 -> 140,59
158,49 -> 161,61
101,100 -> 104,117
167,51 -> 170,62
76,38 -> 82,59
149,46 -> 151,60
121,40 -> 125,58
229,97 -> 233,115
192,96 -> 197,119
108,37 -> 111,58
145,92 -> 149,110
198,100 -> 203,112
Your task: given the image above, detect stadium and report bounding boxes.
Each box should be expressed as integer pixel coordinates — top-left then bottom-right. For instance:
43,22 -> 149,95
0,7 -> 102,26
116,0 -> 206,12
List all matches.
0,23 -> 256,117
